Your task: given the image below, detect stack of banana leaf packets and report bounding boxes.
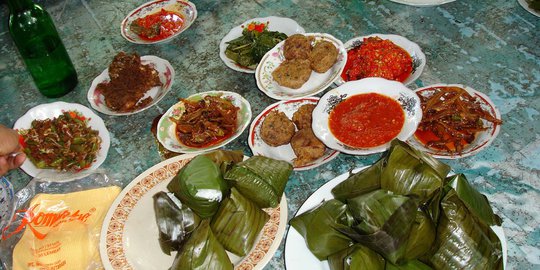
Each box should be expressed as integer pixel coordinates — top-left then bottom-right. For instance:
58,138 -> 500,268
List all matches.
290,140 -> 503,270
153,150 -> 293,270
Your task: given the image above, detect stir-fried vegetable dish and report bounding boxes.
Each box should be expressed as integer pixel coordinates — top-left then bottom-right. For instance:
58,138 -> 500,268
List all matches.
171,95 -> 239,148
414,86 -> 502,153
19,111 -> 101,171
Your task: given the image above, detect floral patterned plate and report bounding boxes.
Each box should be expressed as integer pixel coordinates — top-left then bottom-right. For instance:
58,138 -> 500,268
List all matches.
248,97 -> 339,171
157,91 -> 252,154
335,33 -> 426,86
388,0 -> 456,6
312,78 -> 422,155
100,153 -> 288,270
87,55 -> 175,116
255,33 -> 347,100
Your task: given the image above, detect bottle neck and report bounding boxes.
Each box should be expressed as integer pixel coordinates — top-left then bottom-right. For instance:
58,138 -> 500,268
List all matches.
7,0 -> 35,12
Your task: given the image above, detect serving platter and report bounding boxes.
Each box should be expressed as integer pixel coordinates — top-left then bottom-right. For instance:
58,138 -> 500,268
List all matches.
284,166 -> 508,270
407,84 -> 501,159
157,91 -> 252,154
87,55 -> 175,116
219,16 -> 306,73
255,33 -> 347,100
335,33 -> 426,86
100,154 -> 288,270
518,0 -> 540,17
248,97 -> 339,171
120,0 -> 197,44
388,0 -> 456,6
13,102 -> 110,179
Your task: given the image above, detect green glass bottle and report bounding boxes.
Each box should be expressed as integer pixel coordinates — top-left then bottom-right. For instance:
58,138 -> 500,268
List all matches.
7,0 -> 78,98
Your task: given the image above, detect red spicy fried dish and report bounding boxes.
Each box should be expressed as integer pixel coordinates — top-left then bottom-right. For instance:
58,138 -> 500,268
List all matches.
130,8 -> 184,41
341,37 -> 412,83
170,95 -> 240,148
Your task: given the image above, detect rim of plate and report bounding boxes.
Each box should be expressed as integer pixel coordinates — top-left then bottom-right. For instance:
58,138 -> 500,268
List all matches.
248,97 -> 339,171
517,0 -> 540,17
407,83 -> 502,159
13,101 -> 110,180
87,55 -> 176,116
219,16 -> 306,73
157,91 -> 252,154
99,153 -> 288,270
335,33 -> 426,86
388,0 -> 456,6
255,32 -> 347,100
312,78 -> 422,155
120,0 -> 197,45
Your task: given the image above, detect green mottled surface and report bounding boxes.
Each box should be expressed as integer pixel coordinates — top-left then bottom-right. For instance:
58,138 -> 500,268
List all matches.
1,0 -> 539,269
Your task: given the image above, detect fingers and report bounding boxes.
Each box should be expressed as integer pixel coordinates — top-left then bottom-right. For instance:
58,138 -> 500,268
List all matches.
0,153 -> 26,177
0,156 -> 8,177
0,125 -> 21,155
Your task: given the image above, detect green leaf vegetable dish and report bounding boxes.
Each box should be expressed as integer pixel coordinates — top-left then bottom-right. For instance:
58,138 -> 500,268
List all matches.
225,22 -> 288,69
290,140 -> 503,270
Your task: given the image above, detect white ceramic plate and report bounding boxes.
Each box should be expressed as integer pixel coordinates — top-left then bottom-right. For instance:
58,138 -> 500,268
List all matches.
157,91 -> 252,154
284,166 -> 508,270
100,154 -> 288,270
87,55 -> 175,116
388,0 -> 456,6
120,0 -> 197,44
312,78 -> 422,155
13,102 -> 110,179
255,33 -> 347,100
248,97 -> 339,171
407,84 -> 502,159
518,0 -> 540,17
219,16 -> 306,73
335,33 -> 426,86
0,177 -> 15,230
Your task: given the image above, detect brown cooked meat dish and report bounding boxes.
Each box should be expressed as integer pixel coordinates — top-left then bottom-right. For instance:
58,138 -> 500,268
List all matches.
291,128 -> 325,167
97,52 -> 162,112
272,59 -> 312,89
260,111 -> 296,146
292,104 -> 316,130
310,40 -> 338,73
283,34 -> 313,60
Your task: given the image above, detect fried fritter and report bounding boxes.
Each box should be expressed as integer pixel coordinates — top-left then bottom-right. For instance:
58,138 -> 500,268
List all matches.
291,128 -> 325,167
310,40 -> 338,73
292,104 -> 316,130
260,111 -> 296,147
283,34 -> 313,60
272,59 -> 312,89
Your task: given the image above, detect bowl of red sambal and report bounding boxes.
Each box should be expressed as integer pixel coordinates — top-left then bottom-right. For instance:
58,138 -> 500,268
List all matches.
121,0 -> 197,44
312,78 -> 422,155
335,34 -> 426,86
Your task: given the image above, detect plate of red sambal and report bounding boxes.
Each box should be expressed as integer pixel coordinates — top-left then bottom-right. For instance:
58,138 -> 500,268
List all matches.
407,84 -> 502,159
312,78 -> 422,155
121,0 -> 197,44
157,91 -> 252,154
335,34 -> 425,86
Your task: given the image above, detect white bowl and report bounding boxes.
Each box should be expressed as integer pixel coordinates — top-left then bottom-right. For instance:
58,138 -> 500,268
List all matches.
518,0 -> 540,17
312,78 -> 422,155
219,16 -> 305,73
157,91 -> 252,154
407,84 -> 502,159
120,0 -> 197,44
255,33 -> 347,100
335,33 -> 426,86
13,102 -> 110,179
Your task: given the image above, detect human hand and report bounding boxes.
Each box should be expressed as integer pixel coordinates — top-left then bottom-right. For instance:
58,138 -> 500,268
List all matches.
0,125 -> 26,176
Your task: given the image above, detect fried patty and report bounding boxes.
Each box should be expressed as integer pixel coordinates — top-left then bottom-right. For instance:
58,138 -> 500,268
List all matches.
283,34 -> 313,60
291,128 -> 326,167
260,111 -> 296,147
292,104 -> 316,130
310,40 -> 339,73
272,59 -> 312,89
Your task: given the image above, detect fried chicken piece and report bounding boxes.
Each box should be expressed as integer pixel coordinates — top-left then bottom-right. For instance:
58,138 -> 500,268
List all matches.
310,40 -> 338,73
272,59 -> 312,89
260,111 -> 296,147
283,34 -> 313,60
292,104 -> 316,130
291,128 -> 325,167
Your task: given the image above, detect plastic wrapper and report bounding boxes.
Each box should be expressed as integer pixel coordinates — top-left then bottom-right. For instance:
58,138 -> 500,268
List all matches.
0,171 -> 122,270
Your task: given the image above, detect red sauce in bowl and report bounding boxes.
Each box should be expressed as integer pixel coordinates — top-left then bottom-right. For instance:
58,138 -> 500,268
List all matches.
131,9 -> 184,41
329,93 -> 405,148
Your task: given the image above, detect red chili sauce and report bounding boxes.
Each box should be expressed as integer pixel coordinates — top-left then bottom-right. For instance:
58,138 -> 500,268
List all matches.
329,93 -> 405,148
341,37 -> 413,82
132,9 -> 184,41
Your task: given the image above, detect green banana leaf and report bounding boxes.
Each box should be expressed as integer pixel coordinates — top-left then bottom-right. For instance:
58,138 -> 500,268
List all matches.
171,220 -> 233,270
429,189 -> 503,270
204,150 -> 244,174
424,189 -> 443,225
328,244 -> 385,270
236,156 -> 293,198
403,210 -> 436,261
224,165 -> 279,208
385,260 -> 433,270
211,188 -> 269,256
290,199 -> 355,260
153,191 -> 200,255
331,159 -> 383,202
381,140 -> 451,203
167,155 -> 228,219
